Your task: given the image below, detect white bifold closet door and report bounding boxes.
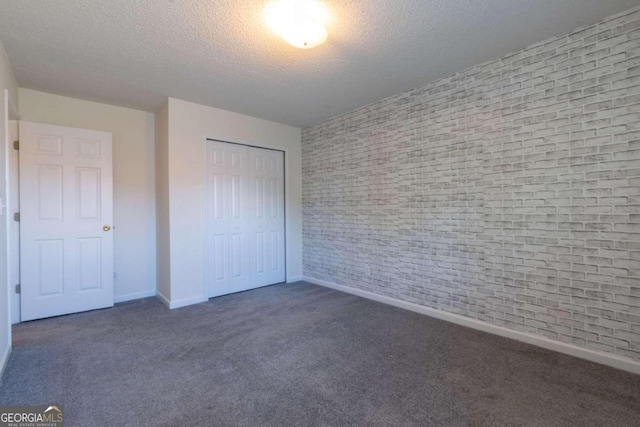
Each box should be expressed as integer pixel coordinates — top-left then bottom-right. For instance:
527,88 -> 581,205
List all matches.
205,140 -> 286,297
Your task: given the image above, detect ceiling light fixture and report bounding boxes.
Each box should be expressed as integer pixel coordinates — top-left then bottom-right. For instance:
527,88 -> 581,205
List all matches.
264,0 -> 330,49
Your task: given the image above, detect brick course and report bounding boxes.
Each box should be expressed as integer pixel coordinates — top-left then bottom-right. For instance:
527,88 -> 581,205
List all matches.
302,6 -> 640,362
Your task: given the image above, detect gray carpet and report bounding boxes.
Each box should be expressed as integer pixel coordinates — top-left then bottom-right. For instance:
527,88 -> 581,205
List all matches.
1,282 -> 639,426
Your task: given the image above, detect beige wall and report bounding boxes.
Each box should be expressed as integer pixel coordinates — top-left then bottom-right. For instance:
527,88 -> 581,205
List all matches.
0,39 -> 18,375
159,98 -> 302,308
18,89 -> 157,304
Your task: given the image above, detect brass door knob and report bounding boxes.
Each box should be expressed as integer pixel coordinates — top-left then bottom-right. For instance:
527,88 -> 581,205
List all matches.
103,225 -> 111,231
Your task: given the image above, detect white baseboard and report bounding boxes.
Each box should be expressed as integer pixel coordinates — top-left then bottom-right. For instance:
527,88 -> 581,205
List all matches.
170,295 -> 208,309
114,289 -> 157,304
287,275 -> 304,283
156,291 -> 207,310
303,276 -> 640,376
156,291 -> 171,308
0,344 -> 11,382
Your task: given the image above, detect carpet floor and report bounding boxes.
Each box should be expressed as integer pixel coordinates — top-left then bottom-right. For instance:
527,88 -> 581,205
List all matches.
0,281 -> 639,426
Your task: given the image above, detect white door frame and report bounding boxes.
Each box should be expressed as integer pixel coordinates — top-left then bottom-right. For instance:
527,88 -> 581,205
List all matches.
2,90 -> 19,346
202,138 -> 287,299
6,100 -> 19,324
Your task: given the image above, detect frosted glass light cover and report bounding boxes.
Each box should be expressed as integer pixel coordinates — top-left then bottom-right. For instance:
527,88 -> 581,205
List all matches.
265,0 -> 329,49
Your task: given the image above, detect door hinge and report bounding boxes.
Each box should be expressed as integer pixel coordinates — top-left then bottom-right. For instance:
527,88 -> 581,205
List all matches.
15,284 -> 20,294
13,212 -> 20,222
13,140 -> 19,150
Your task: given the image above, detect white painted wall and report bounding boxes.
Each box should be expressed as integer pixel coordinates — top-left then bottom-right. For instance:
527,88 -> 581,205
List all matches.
18,89 -> 157,306
155,101 -> 171,303
161,98 -> 302,307
0,39 -> 18,377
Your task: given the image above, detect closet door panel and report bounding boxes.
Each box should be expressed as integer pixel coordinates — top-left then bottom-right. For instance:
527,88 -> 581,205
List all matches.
205,140 -> 285,298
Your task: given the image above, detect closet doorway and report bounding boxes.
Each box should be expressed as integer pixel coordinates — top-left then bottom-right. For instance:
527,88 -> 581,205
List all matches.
204,139 -> 286,297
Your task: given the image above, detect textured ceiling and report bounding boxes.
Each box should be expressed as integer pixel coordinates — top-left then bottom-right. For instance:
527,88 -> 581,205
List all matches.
0,0 -> 638,128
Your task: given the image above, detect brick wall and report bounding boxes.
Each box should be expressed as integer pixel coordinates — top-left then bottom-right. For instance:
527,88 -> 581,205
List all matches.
302,6 -> 640,362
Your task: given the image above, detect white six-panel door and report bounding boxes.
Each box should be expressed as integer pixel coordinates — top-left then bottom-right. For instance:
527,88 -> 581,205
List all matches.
205,140 -> 285,297
19,121 -> 114,321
